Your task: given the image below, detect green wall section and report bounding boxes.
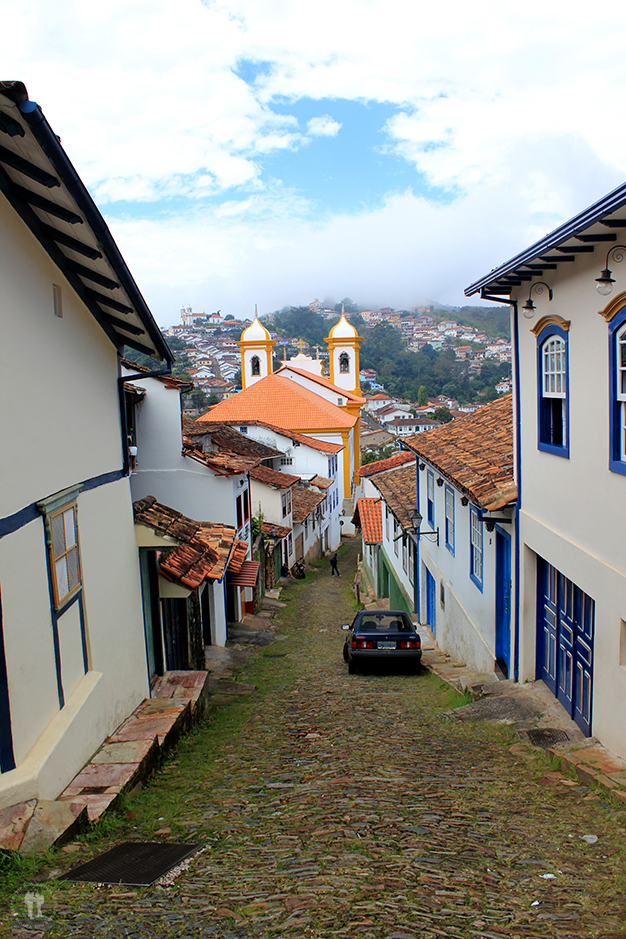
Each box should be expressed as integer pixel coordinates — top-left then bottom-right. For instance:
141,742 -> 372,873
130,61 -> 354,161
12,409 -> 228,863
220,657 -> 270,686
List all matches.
379,549 -> 413,614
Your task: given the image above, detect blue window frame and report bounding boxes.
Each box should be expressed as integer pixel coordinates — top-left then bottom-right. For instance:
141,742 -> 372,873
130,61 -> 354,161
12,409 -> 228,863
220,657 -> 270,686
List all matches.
427,470 -> 435,526
537,324 -> 569,457
609,307 -> 626,475
469,506 -> 483,590
444,486 -> 455,555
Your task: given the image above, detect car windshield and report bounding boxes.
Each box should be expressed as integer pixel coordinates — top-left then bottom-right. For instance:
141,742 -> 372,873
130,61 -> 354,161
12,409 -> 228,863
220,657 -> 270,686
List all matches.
357,614 -> 413,633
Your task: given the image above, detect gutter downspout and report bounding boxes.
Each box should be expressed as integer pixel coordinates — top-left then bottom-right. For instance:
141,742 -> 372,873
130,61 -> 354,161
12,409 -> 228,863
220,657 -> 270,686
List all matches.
481,291 -> 521,682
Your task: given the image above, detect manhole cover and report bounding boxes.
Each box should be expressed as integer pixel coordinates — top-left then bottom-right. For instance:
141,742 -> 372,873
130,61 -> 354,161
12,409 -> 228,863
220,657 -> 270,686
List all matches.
61,842 -> 201,885
525,728 -> 570,748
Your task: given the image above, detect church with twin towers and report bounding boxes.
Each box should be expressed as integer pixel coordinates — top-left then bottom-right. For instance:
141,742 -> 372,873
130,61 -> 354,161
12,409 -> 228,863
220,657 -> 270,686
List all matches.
198,312 -> 366,511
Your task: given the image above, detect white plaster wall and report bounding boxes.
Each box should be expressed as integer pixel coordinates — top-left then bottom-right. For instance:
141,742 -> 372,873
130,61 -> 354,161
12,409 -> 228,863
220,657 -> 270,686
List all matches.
0,521 -> 60,765
128,375 -> 241,527
380,507 -> 414,606
0,200 -> 123,519
57,603 -> 84,702
250,482 -> 283,526
416,468 -> 512,674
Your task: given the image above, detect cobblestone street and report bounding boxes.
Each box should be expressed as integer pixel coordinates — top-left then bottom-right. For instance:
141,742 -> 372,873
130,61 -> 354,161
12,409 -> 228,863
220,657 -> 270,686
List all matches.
4,539 -> 626,939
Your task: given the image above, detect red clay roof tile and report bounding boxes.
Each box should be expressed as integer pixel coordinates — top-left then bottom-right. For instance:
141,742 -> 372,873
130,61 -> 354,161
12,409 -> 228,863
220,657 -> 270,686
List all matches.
402,395 -> 516,511
352,498 -> 383,543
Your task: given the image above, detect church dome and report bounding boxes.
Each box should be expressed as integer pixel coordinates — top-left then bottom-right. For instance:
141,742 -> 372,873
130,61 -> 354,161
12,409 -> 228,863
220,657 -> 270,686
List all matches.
328,315 -> 358,339
241,317 -> 271,342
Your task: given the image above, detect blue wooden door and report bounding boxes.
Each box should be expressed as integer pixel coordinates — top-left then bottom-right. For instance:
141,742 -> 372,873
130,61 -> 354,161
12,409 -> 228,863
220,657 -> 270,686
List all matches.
537,559 -> 594,735
495,529 -> 511,677
425,567 -> 436,636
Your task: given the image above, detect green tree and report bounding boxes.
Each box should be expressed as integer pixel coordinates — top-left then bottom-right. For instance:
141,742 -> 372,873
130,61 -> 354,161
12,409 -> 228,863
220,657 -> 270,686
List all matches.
432,407 -> 453,423
417,385 -> 428,406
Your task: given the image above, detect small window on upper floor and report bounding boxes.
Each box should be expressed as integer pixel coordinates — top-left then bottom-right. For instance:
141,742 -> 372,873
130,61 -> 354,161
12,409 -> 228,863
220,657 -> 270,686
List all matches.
445,486 -> 455,555
537,326 -> 569,457
609,310 -> 626,475
427,469 -> 435,526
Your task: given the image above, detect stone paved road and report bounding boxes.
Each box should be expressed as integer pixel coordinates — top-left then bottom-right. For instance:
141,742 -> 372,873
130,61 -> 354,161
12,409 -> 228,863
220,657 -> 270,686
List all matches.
4,539 -> 626,939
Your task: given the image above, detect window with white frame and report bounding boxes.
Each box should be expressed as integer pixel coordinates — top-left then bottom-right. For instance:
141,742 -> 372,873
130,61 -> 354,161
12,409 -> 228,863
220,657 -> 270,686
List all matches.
280,457 -> 293,466
445,486 -> 455,554
538,328 -> 568,456
385,506 -> 390,540
610,317 -> 626,472
282,490 -> 292,518
408,539 -> 415,585
38,489 -> 83,610
394,518 -> 399,555
470,507 -> 483,588
427,470 -> 434,526
402,534 -> 407,572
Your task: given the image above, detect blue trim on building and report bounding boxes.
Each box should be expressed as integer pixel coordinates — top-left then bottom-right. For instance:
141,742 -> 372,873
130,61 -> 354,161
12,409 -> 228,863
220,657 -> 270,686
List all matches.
512,303 -> 522,683
0,588 -> 16,772
444,485 -> 455,556
0,468 -> 126,541
469,505 -> 483,592
41,515 -> 65,709
536,323 -> 570,459
608,307 -> 626,475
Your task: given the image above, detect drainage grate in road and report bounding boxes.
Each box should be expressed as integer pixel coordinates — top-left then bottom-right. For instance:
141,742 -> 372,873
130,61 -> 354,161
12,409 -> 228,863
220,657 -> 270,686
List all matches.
61,841 -> 201,886
524,728 -> 570,748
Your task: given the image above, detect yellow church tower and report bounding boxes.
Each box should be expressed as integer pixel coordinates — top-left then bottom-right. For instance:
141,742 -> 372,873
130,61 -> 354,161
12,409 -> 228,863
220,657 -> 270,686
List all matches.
238,310 -> 276,389
325,310 -> 362,396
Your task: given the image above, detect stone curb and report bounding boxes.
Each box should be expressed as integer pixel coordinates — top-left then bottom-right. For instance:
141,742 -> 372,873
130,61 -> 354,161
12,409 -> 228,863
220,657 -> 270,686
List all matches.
0,670 -> 213,853
421,646 -> 626,810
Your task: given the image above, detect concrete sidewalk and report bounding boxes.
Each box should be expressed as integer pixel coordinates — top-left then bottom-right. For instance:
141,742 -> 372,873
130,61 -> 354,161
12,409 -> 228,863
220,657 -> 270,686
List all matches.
419,626 -> 626,809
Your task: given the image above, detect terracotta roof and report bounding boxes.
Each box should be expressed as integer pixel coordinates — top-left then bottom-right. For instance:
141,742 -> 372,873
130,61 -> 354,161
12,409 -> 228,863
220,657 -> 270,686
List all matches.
292,484 -> 326,523
182,444 -> 260,476
249,464 -> 300,488
261,521 -> 292,538
351,498 -> 383,543
227,559 -> 260,587
358,451 -> 415,478
123,382 -> 146,399
310,475 -> 332,490
368,465 -> 417,530
198,373 -> 357,430
183,420 -> 283,459
211,420 -> 344,454
227,539 -> 248,573
402,395 -> 516,511
276,365 -> 366,405
133,495 -> 238,587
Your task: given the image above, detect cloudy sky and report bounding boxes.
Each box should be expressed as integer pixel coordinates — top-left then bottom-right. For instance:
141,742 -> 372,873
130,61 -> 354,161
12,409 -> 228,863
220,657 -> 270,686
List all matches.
4,0 -> 626,325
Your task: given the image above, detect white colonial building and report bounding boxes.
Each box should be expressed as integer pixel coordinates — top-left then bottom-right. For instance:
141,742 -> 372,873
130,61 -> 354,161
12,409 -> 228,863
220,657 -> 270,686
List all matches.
404,398 -> 516,677
465,180 -> 626,755
0,82 -> 172,806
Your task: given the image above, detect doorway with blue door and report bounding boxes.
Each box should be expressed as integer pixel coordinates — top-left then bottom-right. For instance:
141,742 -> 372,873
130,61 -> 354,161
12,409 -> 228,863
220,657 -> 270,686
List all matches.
424,565 -> 436,636
536,556 -> 594,735
495,528 -> 511,678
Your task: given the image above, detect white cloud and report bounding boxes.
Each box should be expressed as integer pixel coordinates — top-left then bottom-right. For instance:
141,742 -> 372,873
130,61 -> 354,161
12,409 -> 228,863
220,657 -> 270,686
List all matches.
306,116 -> 341,137
4,0 -> 626,322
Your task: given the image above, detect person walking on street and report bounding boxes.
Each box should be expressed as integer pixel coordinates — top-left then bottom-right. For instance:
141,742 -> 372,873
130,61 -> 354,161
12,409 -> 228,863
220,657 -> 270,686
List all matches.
330,553 -> 340,576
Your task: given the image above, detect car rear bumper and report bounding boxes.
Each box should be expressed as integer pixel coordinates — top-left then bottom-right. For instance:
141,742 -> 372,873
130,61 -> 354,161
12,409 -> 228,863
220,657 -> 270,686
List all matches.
350,648 -> 422,663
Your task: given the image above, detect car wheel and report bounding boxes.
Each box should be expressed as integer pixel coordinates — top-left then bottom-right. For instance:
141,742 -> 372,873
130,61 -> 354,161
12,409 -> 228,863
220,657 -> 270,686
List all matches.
348,659 -> 358,675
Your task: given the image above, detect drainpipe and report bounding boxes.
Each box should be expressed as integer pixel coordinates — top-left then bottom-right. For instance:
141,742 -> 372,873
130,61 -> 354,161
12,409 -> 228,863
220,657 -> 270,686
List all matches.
481,291 -> 521,682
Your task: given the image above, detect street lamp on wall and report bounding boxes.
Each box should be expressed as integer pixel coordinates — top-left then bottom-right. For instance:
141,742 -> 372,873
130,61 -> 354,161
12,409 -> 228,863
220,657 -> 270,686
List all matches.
522,281 -> 553,319
595,245 -> 626,296
409,508 -> 439,545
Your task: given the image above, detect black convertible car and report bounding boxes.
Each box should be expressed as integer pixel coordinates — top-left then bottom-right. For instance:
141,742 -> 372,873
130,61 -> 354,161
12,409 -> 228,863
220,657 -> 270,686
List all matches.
342,609 -> 422,673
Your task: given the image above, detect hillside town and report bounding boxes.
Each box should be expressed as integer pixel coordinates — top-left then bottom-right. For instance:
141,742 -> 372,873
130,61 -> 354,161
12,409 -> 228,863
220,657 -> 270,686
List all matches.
2,77 -> 626,908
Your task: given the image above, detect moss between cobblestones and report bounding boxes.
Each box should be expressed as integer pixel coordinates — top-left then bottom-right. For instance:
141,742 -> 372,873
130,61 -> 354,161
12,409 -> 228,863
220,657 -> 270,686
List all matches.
2,539 -> 626,938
